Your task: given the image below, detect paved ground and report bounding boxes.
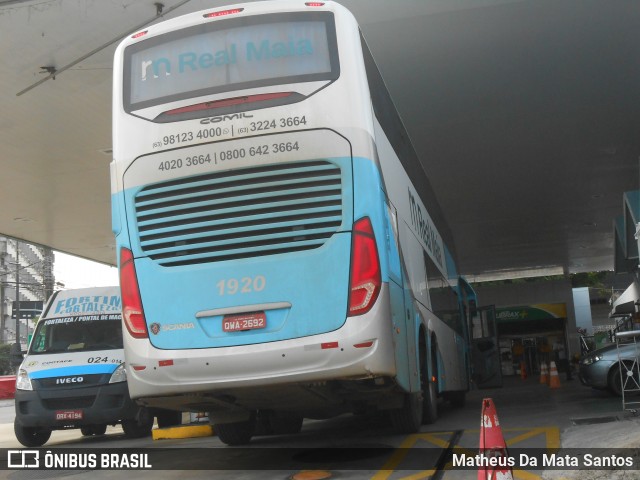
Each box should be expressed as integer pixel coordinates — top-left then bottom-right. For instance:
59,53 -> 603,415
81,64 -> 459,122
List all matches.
1,375 -> 640,479
475,376 -> 640,480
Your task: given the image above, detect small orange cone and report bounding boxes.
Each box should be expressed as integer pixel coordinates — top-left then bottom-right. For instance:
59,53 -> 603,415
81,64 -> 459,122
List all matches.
478,398 -> 513,480
520,361 -> 527,380
539,362 -> 548,384
549,361 -> 561,389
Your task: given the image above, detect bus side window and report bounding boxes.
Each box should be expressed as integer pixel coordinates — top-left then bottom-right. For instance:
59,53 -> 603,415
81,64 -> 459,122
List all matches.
424,251 -> 463,335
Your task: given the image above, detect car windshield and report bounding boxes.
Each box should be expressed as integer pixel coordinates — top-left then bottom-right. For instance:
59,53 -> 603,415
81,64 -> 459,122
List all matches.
29,314 -> 123,354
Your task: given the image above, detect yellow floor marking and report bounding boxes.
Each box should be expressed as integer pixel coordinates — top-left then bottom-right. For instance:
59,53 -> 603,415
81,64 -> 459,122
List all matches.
372,434 -> 423,480
151,424 -> 213,440
371,426 -> 560,480
290,470 -> 333,480
394,470 -> 436,480
466,427 -> 561,450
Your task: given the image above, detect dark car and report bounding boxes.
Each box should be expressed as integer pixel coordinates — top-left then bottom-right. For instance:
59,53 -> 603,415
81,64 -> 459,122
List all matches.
579,343 -> 640,396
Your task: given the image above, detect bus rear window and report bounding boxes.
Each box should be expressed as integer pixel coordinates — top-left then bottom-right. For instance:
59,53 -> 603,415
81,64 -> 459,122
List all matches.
123,12 -> 339,112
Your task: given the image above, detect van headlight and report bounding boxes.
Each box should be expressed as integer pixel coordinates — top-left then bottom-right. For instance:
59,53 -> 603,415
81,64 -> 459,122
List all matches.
109,364 -> 127,384
16,369 -> 33,391
581,355 -> 602,366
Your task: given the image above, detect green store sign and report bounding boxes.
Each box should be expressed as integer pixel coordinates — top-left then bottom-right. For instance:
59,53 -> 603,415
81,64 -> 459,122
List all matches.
495,303 -> 567,322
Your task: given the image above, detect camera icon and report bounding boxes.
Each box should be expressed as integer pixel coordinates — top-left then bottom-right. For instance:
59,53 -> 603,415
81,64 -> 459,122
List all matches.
7,450 -> 39,468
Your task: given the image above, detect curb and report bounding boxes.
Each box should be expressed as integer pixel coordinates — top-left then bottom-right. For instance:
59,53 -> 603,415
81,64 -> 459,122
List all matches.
0,376 -> 16,400
152,424 -> 214,440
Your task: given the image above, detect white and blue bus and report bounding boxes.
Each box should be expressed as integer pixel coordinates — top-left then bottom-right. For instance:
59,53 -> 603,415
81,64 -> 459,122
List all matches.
111,0 -> 475,445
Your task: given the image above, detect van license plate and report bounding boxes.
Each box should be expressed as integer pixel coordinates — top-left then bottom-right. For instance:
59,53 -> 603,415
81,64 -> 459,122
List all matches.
56,410 -> 83,421
223,312 -> 266,332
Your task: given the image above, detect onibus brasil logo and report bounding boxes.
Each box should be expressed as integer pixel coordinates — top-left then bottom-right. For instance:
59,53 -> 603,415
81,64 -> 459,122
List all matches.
7,450 -> 152,469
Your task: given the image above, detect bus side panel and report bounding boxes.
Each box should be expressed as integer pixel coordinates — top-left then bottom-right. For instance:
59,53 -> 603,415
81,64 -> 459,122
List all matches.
426,306 -> 467,391
111,191 -> 129,266
352,156 -> 417,391
388,281 -> 410,392
402,220 -> 468,392
398,225 -> 426,393
367,123 -> 425,394
373,119 -> 468,394
382,201 -> 413,392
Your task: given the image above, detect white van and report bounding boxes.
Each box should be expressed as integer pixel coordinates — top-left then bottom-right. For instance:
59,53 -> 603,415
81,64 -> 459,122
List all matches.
13,287 -> 180,447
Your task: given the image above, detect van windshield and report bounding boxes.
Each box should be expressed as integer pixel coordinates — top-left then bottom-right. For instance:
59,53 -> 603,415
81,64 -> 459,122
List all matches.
29,314 -> 123,354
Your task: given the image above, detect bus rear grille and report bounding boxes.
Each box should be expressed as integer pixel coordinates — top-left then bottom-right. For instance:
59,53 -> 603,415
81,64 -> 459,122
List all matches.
134,160 -> 343,266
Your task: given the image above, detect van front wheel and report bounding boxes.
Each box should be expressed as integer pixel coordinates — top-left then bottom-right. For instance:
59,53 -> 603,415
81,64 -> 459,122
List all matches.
14,419 -> 51,447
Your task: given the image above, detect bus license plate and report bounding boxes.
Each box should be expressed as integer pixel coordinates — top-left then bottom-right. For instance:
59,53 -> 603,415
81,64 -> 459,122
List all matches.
56,410 -> 83,421
223,312 -> 266,332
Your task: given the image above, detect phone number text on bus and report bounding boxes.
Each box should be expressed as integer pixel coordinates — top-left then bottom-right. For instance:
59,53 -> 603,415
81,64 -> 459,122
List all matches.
157,142 -> 300,171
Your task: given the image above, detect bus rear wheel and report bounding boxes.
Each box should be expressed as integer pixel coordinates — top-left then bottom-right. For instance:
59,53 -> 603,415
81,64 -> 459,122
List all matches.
389,391 -> 423,433
121,407 -> 153,438
390,337 -> 432,432
257,410 -> 303,435
422,346 -> 438,424
212,413 -> 256,446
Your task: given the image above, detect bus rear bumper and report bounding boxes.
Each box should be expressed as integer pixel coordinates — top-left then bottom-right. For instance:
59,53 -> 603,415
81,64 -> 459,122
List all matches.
125,289 -> 398,407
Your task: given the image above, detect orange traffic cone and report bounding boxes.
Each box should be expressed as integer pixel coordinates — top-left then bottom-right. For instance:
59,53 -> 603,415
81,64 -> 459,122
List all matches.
539,362 -> 548,384
520,361 -> 527,380
478,398 -> 513,480
549,361 -> 561,389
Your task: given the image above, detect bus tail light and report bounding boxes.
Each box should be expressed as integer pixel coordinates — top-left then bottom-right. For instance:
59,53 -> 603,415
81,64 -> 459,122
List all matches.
120,247 -> 148,339
203,8 -> 244,18
348,217 -> 381,316
131,30 -> 148,39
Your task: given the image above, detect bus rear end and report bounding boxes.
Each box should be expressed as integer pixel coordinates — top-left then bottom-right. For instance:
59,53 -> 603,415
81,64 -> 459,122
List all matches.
111,1 -> 399,431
